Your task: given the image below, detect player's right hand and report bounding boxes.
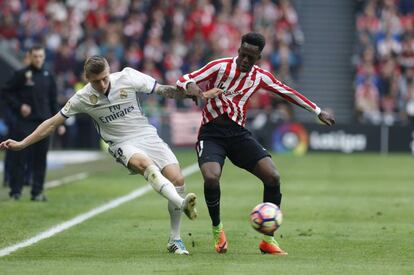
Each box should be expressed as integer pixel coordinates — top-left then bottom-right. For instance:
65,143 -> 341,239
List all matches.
203,88 -> 223,99
0,139 -> 25,151
318,110 -> 335,126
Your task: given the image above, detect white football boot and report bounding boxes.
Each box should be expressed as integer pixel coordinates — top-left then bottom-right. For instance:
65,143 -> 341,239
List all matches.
167,239 -> 190,255
182,193 -> 197,220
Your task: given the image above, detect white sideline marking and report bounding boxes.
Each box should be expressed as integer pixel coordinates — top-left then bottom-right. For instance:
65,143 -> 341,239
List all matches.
45,172 -> 89,189
0,151 -> 105,173
0,162 -> 200,257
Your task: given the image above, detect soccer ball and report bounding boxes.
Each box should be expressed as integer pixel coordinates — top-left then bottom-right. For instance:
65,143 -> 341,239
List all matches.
250,202 -> 282,235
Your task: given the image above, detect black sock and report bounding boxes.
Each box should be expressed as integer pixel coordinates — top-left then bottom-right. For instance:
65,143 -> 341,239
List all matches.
263,184 -> 282,207
204,184 -> 221,226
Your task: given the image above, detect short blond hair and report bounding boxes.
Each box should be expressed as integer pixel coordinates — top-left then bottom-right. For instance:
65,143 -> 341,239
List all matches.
84,55 -> 109,77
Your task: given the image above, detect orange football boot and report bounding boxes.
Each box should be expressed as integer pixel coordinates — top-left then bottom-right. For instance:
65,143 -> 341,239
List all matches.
259,239 -> 288,255
213,223 -> 228,253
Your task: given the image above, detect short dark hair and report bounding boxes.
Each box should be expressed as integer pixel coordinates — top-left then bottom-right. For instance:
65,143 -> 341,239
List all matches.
241,32 -> 266,52
84,55 -> 109,77
29,44 -> 44,53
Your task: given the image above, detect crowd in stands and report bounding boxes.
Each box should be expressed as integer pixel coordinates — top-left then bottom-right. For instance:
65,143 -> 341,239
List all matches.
0,0 -> 304,147
354,0 -> 414,125
0,0 -> 302,111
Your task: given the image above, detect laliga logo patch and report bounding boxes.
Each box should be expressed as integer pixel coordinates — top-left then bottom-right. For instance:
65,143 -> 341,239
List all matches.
120,89 -> 127,99
89,95 -> 98,105
272,123 -> 308,155
63,101 -> 71,112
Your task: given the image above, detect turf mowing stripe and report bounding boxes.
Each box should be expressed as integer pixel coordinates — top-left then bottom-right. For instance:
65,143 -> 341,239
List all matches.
45,172 -> 89,189
0,162 -> 200,257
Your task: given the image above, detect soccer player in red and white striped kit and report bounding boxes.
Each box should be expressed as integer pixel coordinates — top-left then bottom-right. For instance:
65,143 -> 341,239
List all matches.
177,32 -> 335,255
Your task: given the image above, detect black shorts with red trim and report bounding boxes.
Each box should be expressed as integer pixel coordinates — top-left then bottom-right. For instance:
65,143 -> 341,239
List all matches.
195,116 -> 271,172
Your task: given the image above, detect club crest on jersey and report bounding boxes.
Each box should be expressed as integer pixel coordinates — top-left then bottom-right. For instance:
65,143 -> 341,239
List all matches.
245,79 -> 254,88
119,89 -> 128,98
89,95 -> 98,105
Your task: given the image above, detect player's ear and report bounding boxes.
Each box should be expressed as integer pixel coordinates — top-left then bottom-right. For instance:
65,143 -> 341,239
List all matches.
258,53 -> 262,60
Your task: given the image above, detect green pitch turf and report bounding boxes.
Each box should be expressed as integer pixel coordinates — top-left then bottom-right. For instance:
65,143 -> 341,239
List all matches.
0,150 -> 413,274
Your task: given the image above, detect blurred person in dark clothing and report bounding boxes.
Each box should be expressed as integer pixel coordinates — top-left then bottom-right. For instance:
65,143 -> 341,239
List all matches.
2,45 -> 64,201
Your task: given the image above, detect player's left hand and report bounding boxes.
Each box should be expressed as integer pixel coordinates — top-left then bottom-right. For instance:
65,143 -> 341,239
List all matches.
318,110 -> 335,126
0,139 -> 26,151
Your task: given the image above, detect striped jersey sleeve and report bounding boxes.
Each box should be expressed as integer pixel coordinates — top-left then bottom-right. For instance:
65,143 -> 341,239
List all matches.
176,58 -> 232,90
177,57 -> 321,128
259,69 -> 321,115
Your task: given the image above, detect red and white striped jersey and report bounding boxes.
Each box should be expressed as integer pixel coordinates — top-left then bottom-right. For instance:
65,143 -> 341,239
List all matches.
177,57 -> 321,127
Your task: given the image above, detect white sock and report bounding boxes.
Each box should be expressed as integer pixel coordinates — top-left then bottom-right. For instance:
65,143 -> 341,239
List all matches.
169,185 -> 185,241
144,164 -> 184,209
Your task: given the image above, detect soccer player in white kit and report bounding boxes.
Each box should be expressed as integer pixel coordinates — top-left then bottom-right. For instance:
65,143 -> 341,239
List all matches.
0,56 -> 221,255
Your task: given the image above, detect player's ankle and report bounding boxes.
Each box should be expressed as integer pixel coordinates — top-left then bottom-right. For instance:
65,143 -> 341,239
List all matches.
213,222 -> 223,232
263,235 -> 275,243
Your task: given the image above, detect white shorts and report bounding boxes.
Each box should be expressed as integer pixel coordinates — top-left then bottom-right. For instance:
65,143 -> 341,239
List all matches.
108,135 -> 178,171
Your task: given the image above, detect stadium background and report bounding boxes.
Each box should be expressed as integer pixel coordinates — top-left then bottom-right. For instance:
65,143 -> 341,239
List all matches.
0,0 -> 414,155
1,0 -> 414,154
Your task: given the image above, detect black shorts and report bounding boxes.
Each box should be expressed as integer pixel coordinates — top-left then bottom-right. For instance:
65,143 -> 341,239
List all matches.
195,117 -> 271,172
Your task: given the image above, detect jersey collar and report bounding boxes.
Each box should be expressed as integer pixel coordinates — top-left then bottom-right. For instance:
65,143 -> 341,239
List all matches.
89,80 -> 112,97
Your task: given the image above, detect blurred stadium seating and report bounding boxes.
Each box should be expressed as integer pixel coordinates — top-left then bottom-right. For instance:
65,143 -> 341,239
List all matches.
1,0 -> 414,153
354,0 -> 414,125
0,0 -> 306,148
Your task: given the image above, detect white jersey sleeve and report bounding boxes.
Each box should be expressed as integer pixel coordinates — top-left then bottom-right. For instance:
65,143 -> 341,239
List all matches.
124,67 -> 157,94
60,92 -> 84,118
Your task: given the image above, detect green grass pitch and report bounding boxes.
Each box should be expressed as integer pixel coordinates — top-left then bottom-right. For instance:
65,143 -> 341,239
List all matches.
0,150 -> 413,274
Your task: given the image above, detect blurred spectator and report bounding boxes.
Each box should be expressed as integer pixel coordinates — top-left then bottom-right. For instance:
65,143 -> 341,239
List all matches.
355,77 -> 381,124
2,45 -> 64,201
402,78 -> 414,122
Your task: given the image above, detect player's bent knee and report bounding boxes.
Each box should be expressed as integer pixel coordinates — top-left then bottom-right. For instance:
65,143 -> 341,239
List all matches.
161,164 -> 184,186
169,174 -> 185,186
201,162 -> 221,188
203,172 -> 220,188
127,153 -> 154,174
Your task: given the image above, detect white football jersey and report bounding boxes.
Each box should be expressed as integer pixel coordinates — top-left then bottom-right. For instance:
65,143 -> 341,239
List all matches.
60,67 -> 158,145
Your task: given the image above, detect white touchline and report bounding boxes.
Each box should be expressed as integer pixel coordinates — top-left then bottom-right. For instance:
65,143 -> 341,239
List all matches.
0,162 -> 200,257
45,172 -> 89,189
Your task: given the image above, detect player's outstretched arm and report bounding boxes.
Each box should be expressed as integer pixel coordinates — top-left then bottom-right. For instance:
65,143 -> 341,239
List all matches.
0,112 -> 66,151
155,83 -> 222,99
318,110 -> 335,126
155,84 -> 183,98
